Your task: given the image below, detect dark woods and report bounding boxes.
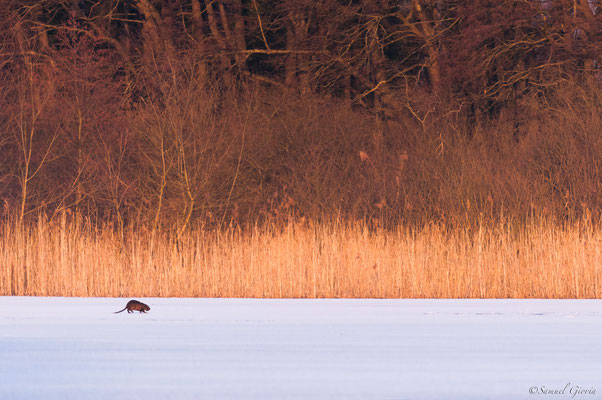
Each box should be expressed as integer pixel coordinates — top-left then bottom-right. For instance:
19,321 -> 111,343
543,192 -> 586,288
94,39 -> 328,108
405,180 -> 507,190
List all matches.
0,0 -> 600,231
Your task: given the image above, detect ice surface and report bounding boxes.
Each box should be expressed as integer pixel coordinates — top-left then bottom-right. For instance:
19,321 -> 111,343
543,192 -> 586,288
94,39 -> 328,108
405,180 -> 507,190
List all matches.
1,297 -> 601,400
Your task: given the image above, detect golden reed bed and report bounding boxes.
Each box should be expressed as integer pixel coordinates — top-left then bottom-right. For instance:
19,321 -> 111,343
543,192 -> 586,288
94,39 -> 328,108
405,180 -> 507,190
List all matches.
1,217 -> 600,298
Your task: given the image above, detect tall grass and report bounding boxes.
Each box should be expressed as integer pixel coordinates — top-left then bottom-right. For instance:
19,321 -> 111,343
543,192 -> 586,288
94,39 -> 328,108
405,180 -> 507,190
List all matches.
1,216 -> 600,298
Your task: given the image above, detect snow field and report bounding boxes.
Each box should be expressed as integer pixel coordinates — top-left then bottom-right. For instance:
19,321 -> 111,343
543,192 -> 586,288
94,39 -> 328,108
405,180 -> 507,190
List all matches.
1,297 -> 601,400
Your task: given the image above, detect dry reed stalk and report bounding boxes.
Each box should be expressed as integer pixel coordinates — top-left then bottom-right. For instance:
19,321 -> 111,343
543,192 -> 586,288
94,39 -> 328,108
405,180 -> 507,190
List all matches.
0,217 -> 600,298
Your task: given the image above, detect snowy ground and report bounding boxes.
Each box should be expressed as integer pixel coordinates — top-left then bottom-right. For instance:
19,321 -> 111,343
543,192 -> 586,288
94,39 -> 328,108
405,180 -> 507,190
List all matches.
1,297 -> 601,400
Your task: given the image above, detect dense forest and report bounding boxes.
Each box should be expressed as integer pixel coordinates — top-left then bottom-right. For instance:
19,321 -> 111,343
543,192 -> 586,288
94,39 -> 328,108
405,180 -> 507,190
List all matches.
0,0 -> 600,231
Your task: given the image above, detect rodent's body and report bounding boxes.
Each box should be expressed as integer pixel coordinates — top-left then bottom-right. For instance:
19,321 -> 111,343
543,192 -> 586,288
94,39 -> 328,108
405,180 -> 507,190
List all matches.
114,300 -> 150,314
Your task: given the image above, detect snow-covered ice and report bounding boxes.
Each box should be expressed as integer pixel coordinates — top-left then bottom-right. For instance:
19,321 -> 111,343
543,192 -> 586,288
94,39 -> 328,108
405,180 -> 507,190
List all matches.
1,297 -> 601,400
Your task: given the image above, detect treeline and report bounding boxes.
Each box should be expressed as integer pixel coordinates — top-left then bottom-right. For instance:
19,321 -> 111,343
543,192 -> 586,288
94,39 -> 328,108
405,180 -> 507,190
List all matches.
0,0 -> 600,231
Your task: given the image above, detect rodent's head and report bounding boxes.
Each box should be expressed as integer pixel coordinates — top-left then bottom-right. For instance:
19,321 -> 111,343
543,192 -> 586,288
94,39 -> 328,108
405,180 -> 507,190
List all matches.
144,305 -> 150,311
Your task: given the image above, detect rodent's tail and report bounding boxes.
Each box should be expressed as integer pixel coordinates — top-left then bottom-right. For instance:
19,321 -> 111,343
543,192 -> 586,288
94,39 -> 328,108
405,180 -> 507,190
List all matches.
114,307 -> 127,314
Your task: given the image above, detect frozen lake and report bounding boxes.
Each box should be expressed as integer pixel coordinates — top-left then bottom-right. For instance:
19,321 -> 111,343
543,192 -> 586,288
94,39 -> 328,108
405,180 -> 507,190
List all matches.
1,297 -> 601,400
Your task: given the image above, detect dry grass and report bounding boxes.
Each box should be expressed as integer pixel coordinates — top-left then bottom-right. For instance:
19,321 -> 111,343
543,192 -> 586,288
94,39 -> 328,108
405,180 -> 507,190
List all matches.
1,216 -> 601,298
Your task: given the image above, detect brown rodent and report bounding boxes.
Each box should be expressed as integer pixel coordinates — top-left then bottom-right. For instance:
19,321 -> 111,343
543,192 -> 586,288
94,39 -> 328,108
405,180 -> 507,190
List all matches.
114,300 -> 150,314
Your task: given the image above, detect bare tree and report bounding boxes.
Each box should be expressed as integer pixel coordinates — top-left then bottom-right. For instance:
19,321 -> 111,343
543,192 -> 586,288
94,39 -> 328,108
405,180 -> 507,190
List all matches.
11,21 -> 60,222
